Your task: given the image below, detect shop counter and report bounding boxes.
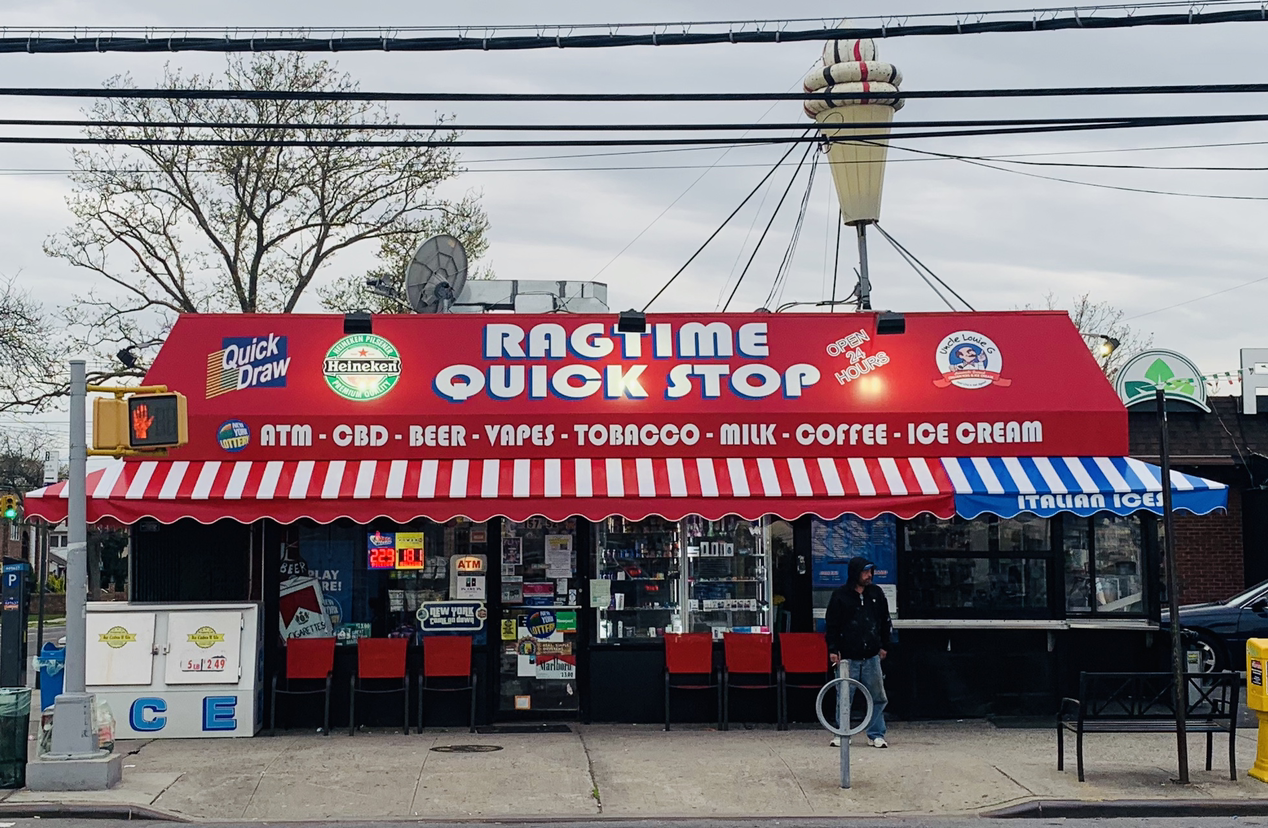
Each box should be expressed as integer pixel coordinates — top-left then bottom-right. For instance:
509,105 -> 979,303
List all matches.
85,602 -> 262,739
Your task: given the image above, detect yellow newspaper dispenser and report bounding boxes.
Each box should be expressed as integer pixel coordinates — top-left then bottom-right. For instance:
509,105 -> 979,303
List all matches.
1248,639 -> 1268,781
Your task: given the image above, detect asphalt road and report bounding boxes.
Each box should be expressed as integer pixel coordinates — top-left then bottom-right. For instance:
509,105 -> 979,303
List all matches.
6,819 -> 1268,828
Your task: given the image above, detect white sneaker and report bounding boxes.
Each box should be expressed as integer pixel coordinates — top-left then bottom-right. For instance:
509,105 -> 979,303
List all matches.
829,737 -> 841,747
870,737 -> 888,748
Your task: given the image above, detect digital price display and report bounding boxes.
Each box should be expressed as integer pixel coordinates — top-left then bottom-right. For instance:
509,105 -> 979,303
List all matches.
395,532 -> 425,570
368,531 -> 396,570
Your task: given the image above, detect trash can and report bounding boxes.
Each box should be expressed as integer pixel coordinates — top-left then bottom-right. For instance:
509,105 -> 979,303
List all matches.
36,641 -> 65,711
0,687 -> 30,788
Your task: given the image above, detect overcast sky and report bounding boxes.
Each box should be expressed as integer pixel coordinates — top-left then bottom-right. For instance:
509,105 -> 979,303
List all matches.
4,0 -> 1267,447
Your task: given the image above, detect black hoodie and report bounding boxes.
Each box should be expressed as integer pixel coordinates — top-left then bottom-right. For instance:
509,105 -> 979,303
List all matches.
824,557 -> 892,660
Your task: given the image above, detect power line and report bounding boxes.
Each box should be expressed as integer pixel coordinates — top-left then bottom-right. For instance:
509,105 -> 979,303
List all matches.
641,136 -> 807,312
1128,273 -> 1268,320
723,141 -> 817,312
10,113 -> 1268,149
12,82 -> 1268,102
1,5 -> 1264,53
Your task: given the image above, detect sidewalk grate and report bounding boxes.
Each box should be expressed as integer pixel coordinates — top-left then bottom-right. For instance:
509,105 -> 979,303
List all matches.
430,744 -> 503,753
475,723 -> 572,734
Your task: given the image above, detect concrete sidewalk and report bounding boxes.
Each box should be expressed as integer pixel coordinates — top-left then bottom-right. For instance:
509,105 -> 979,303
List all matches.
2,721 -> 1267,821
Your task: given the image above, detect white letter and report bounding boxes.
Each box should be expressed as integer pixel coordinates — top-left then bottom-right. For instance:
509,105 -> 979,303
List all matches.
737,322 -> 769,357
666,364 -> 694,399
527,323 -> 567,358
605,364 -> 649,399
570,323 -> 613,359
730,365 -> 781,398
434,365 -> 486,402
483,324 -> 525,358
784,364 -> 821,397
551,365 -> 603,399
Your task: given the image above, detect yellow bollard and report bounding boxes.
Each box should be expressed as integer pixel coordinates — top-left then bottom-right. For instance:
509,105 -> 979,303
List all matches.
1247,639 -> 1268,782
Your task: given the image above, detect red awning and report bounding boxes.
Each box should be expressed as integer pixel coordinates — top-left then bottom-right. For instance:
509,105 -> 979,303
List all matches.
23,457 -> 955,525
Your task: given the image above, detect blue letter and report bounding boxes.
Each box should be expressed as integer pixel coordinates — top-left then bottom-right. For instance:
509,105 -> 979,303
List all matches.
202,696 -> 237,732
130,698 -> 167,732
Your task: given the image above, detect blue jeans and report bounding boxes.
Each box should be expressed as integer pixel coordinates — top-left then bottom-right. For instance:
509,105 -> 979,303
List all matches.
836,655 -> 888,741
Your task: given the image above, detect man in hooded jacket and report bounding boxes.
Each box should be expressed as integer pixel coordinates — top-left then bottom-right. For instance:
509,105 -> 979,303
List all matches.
824,556 -> 891,747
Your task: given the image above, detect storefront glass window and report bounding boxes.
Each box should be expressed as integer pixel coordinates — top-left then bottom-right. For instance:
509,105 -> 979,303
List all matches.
901,513 -> 1054,618
282,519 -> 490,645
1063,519 -> 1093,613
684,516 -> 769,638
911,558 -> 1048,611
1062,514 -> 1146,615
594,517 -> 681,642
1092,515 -> 1144,613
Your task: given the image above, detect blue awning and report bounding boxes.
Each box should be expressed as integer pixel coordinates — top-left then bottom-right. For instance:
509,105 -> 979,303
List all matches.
944,456 -> 1228,519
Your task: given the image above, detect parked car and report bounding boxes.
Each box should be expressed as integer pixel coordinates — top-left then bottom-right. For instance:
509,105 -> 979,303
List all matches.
1162,579 -> 1268,672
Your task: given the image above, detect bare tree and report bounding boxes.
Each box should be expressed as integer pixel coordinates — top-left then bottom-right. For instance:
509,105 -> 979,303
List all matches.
1034,292 -> 1153,380
0,277 -> 74,412
45,53 -> 488,359
0,428 -> 58,496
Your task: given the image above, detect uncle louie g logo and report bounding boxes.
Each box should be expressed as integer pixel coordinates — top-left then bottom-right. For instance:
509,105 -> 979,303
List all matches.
934,331 -> 1011,390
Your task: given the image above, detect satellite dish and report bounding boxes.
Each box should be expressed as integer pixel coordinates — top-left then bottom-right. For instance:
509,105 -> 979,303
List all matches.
405,234 -> 468,313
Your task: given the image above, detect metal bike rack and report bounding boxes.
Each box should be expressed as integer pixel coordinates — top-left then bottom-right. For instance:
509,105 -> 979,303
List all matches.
814,663 -> 874,789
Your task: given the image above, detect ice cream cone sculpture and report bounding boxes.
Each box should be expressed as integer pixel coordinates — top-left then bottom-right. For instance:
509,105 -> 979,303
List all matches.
804,38 -> 904,225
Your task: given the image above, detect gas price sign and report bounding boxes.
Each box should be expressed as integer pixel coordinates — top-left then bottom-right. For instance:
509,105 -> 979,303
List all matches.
367,531 -> 425,571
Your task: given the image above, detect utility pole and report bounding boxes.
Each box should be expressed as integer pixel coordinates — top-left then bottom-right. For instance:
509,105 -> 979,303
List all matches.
47,359 -> 98,758
1157,385 -> 1189,784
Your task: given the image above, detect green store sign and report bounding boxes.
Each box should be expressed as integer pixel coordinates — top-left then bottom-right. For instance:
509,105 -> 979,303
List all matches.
1114,349 -> 1209,412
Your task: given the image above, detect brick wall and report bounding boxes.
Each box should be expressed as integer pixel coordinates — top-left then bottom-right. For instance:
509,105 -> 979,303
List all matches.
1173,486 -> 1244,604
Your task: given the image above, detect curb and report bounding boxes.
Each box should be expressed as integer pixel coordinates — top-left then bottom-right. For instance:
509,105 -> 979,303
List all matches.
0,802 -> 189,821
985,798 -> 1268,818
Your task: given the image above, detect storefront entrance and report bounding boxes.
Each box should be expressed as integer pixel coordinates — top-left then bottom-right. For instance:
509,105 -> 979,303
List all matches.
497,520 -> 583,717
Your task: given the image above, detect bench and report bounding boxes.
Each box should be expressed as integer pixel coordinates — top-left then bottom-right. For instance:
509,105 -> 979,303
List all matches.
1057,671 -> 1240,782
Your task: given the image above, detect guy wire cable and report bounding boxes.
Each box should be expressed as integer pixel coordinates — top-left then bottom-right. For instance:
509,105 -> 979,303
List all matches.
642,134 -> 807,312
766,153 -> 819,310
873,226 -> 958,311
722,139 -> 817,312
873,224 -> 976,311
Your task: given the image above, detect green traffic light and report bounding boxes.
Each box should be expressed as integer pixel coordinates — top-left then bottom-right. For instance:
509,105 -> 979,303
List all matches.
2,509 -> 14,520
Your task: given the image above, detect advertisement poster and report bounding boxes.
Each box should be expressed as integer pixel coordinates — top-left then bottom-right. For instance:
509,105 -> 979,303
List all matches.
501,576 -> 524,604
456,575 -> 487,600
545,535 -> 572,578
501,537 -> 522,566
416,601 -> 488,633
523,582 -> 555,607
589,579 -> 611,609
535,641 -> 577,680
298,531 -> 353,629
279,577 -> 334,639
810,515 -> 896,589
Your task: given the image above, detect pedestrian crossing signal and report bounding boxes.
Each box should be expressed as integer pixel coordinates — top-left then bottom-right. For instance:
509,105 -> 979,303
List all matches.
127,392 -> 188,449
0,494 -> 19,522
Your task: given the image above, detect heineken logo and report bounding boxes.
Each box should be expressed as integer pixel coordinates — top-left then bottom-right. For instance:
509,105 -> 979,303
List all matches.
323,334 -> 402,401
187,626 -> 226,649
1115,349 -> 1209,412
98,626 -> 137,649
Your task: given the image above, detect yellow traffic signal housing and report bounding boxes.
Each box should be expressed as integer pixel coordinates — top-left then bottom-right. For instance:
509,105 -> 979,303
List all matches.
92,397 -> 129,450
126,392 -> 188,449
0,494 -> 19,522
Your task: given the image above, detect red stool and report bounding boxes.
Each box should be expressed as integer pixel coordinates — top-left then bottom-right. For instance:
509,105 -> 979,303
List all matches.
664,632 -> 720,731
420,636 -> 477,733
270,636 -> 335,736
777,633 -> 830,731
722,632 -> 777,731
349,638 -> 409,735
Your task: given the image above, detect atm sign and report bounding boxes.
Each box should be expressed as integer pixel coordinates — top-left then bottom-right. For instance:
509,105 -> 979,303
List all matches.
454,556 -> 485,573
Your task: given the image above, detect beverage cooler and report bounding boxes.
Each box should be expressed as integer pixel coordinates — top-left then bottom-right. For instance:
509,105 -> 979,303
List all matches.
85,602 -> 263,738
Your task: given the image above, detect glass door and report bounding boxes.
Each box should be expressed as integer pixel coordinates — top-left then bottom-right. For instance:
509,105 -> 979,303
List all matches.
684,516 -> 771,638
497,519 -> 581,716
